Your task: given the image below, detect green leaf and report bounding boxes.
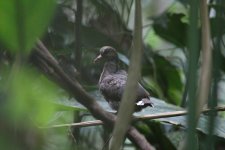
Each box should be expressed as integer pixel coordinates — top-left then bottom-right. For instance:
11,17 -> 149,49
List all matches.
153,54 -> 183,105
152,13 -> 188,47
165,130 -> 186,148
144,29 -> 162,49
90,91 -> 225,139
0,0 -> 56,52
142,76 -> 165,99
53,99 -> 88,112
210,17 -> 225,38
137,98 -> 225,140
146,121 -> 177,150
75,115 -> 105,150
8,68 -> 58,125
43,111 -> 73,150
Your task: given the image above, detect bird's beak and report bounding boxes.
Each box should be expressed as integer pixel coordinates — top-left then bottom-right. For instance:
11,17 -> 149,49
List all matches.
93,54 -> 102,63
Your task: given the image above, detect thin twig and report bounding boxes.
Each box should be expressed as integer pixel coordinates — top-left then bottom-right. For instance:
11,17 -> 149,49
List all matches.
39,105 -> 225,129
40,120 -> 103,129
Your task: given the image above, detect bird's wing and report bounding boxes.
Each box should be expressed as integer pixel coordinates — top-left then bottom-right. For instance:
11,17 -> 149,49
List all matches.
99,74 -> 126,101
136,83 -> 150,100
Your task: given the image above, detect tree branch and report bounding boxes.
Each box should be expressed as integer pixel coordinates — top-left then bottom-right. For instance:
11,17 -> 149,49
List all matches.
109,0 -> 144,149
197,0 -> 212,120
30,40 -> 153,150
40,105 -> 225,128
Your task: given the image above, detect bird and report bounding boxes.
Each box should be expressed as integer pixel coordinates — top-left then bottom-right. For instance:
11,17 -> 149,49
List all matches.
94,46 -> 153,111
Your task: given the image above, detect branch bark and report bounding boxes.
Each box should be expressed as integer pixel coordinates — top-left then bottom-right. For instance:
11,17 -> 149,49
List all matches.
40,105 -> 225,128
196,0 -> 212,120
109,0 -> 145,149
30,40 -> 153,150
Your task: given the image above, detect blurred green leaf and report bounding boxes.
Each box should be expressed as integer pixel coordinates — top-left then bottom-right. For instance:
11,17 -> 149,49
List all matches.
142,76 -> 165,99
144,29 -> 162,49
165,130 -> 186,148
43,111 -> 73,150
153,13 -> 188,47
54,99 -> 88,112
74,115 -> 105,150
146,121 -> 177,150
210,17 -> 225,38
168,1 -> 188,16
0,137 -> 18,150
153,54 -> 183,105
0,0 -> 56,52
8,68 -> 58,125
54,103 -> 86,111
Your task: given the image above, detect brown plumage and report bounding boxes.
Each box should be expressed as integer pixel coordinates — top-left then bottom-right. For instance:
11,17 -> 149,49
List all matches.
94,46 -> 153,111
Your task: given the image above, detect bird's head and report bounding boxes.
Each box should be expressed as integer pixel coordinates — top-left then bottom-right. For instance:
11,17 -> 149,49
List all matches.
94,46 -> 118,63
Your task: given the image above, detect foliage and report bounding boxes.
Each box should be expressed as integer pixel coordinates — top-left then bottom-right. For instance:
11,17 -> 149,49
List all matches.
0,0 -> 225,150
0,0 -> 56,52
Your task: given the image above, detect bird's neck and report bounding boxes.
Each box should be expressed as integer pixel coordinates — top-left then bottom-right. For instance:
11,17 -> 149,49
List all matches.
99,60 -> 119,82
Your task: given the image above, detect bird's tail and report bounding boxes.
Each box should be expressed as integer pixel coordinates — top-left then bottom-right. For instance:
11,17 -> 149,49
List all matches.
136,98 -> 154,109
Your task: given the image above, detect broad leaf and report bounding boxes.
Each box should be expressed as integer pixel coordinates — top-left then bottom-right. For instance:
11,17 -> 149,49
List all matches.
7,68 -> 58,125
153,54 -> 183,105
0,0 -> 56,52
153,13 -> 188,48
56,91 -> 225,139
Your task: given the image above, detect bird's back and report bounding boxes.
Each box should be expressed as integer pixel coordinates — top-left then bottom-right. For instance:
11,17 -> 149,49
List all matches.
99,72 -> 153,111
99,73 -> 126,102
